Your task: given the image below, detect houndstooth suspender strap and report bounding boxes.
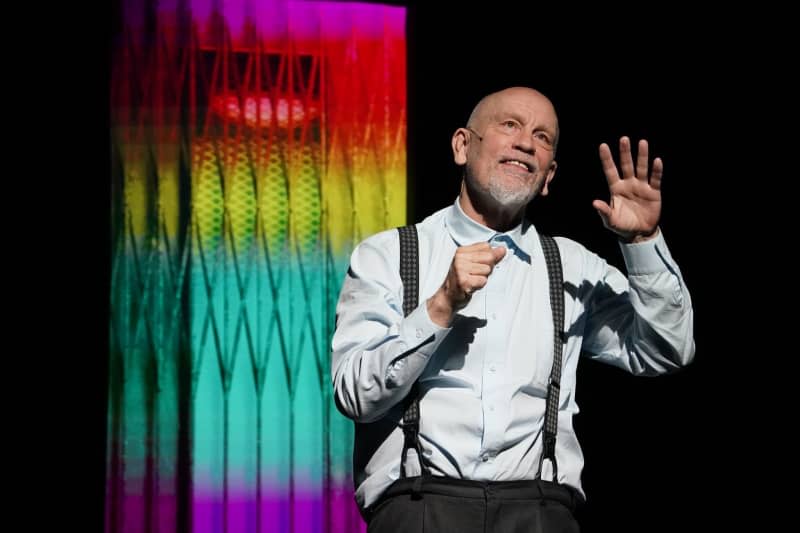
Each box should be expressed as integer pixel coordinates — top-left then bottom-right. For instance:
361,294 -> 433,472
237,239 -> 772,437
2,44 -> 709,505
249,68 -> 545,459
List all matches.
538,234 -> 565,483
397,225 -> 430,477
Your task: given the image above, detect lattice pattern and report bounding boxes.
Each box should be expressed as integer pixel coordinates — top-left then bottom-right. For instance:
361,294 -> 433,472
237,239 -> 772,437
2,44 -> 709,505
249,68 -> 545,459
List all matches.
538,234 -> 565,481
108,1 -> 406,531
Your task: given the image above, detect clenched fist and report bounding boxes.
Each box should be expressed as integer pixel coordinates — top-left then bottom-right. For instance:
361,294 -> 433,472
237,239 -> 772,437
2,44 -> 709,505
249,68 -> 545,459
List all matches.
427,242 -> 506,327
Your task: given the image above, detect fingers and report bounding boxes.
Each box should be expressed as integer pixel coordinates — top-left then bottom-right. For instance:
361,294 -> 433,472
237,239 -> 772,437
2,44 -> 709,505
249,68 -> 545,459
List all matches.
619,136 -> 635,179
456,242 -> 506,266
603,137 -> 662,185
598,142 -> 620,186
447,243 -> 507,300
467,262 -> 494,277
491,246 -> 507,263
636,139 -> 649,182
650,157 -> 663,190
453,244 -> 505,278
463,276 -> 489,295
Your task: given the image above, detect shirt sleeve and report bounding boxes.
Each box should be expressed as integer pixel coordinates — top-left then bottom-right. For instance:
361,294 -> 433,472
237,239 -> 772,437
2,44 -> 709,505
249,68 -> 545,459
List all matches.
331,230 -> 452,422
580,231 -> 696,375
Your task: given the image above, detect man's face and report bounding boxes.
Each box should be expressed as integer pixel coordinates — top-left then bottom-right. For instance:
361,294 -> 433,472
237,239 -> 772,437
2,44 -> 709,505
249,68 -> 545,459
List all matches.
455,88 -> 558,211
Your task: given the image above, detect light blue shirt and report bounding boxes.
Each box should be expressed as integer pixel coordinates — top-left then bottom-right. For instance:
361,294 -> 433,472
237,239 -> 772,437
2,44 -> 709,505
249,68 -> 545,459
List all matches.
331,198 -> 695,510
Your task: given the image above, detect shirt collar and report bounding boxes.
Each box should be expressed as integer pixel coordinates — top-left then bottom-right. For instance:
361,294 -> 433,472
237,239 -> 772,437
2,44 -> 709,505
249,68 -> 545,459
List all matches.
444,197 -> 533,264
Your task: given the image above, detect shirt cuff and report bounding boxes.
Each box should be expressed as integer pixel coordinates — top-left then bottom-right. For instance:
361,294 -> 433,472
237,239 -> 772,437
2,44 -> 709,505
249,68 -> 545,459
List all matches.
619,230 -> 673,275
398,300 -> 452,358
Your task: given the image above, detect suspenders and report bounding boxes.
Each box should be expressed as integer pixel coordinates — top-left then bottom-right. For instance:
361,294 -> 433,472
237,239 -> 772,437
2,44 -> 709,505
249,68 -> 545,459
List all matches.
397,225 -> 431,478
397,226 -> 565,483
538,234 -> 565,482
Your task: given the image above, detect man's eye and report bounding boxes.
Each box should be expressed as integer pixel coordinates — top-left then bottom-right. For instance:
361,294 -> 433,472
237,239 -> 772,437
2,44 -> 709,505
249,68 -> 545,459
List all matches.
535,132 -> 551,143
502,121 -> 518,129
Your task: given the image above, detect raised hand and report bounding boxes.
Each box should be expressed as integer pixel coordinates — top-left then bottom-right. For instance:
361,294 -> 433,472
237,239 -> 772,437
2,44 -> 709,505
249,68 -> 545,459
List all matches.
427,242 -> 506,327
593,136 -> 662,242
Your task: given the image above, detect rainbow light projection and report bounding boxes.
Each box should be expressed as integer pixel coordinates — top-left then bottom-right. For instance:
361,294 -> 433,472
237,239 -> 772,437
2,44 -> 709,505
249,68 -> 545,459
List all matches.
108,1 -> 406,531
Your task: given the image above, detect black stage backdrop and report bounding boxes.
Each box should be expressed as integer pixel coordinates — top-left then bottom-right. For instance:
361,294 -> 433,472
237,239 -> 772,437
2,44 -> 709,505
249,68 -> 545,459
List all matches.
65,3 -> 784,531
403,4 -> 784,532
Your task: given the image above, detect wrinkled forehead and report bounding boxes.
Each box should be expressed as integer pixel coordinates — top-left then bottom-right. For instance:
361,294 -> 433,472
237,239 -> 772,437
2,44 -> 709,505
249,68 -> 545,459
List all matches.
483,90 -> 558,127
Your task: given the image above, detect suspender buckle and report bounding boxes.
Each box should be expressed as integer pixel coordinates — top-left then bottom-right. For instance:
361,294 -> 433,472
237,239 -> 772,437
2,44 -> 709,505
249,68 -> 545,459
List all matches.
401,420 -> 419,438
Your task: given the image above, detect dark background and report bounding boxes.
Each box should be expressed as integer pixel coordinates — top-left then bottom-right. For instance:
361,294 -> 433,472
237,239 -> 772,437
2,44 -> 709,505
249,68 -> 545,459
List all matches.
401,4 -> 788,532
56,2 -> 786,531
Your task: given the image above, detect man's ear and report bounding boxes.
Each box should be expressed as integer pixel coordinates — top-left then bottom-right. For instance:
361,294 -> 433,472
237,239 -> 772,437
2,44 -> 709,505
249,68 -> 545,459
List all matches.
540,160 -> 558,196
452,128 -> 469,166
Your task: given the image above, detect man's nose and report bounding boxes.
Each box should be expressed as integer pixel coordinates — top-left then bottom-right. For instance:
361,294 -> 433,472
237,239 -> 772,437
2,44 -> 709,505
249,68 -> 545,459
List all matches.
512,133 -> 535,155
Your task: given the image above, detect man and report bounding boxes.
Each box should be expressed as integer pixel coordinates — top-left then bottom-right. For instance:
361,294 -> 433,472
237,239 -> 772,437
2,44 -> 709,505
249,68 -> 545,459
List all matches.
331,86 -> 694,532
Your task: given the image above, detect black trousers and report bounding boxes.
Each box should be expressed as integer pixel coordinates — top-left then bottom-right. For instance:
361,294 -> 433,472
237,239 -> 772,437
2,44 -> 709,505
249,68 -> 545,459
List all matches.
366,475 -> 582,533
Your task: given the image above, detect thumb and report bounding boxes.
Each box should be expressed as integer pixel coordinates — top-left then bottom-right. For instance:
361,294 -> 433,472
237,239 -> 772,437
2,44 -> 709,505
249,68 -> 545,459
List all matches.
592,199 -> 611,218
491,246 -> 507,263
592,200 -> 611,229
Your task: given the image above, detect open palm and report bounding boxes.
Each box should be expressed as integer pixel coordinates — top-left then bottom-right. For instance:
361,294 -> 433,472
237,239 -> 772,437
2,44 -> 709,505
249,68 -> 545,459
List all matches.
593,136 -> 662,242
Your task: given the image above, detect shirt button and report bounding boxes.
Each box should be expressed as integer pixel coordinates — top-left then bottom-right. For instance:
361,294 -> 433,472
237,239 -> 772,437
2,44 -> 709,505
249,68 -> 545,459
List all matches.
481,454 -> 489,462
415,328 -> 422,339
491,313 -> 497,320
489,365 -> 496,373
489,405 -> 495,412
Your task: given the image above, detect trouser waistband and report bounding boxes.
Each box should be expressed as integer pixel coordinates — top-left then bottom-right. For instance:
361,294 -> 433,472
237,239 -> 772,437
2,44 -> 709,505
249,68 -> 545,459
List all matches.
376,475 -> 584,513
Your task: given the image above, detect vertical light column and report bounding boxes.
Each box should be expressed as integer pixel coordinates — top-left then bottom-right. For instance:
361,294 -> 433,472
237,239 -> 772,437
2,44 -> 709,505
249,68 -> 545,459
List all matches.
109,1 -> 406,532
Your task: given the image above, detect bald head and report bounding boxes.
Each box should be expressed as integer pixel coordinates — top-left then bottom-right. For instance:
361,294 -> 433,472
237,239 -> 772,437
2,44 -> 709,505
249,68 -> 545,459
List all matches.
467,87 -> 559,150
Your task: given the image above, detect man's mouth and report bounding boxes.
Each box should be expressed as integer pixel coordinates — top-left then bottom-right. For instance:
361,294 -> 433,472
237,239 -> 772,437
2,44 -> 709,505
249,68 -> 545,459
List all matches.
500,158 -> 533,172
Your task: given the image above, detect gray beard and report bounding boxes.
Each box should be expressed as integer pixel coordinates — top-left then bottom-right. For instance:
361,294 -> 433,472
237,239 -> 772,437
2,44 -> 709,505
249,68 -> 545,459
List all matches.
485,176 -> 539,209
